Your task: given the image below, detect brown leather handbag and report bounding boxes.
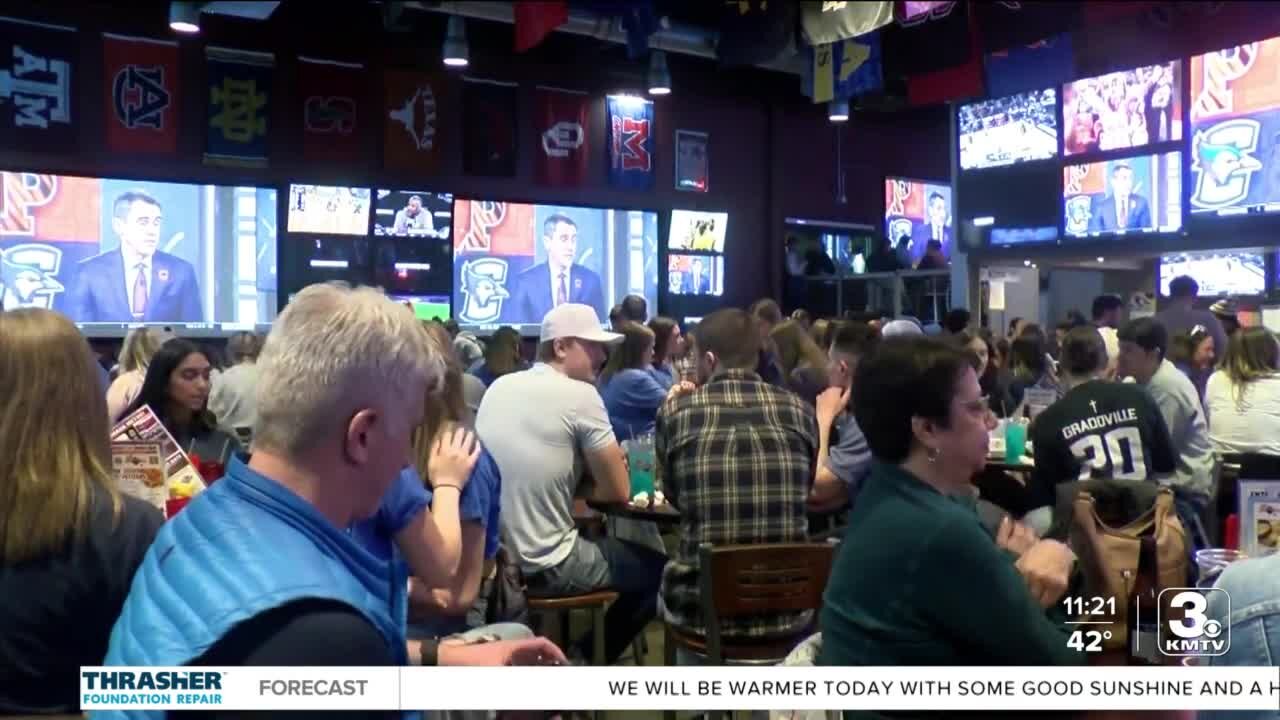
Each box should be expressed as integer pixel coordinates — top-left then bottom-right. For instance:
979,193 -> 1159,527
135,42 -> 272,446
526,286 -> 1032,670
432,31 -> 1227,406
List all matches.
1069,486 -> 1188,650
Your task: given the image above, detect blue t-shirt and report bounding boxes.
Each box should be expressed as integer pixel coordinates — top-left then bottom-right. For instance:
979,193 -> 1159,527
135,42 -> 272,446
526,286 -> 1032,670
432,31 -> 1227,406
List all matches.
648,364 -> 676,391
348,466 -> 432,562
440,448 -> 502,560
828,412 -> 872,503
599,368 -> 666,442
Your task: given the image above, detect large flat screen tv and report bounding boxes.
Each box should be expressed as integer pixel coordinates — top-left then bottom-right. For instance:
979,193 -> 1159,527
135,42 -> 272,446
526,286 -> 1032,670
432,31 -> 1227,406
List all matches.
373,189 -> 452,238
958,88 -> 1059,170
1159,250 -> 1265,296
287,184 -> 370,235
1,171 -> 277,334
1062,151 -> 1182,239
452,199 -> 659,334
1189,37 -> 1280,216
667,210 -> 727,253
1062,61 -> 1182,157
884,177 -> 953,263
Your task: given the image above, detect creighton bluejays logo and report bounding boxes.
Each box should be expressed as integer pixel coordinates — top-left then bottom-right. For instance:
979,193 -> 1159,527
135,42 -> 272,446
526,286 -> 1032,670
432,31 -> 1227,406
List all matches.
459,257 -> 510,324
113,65 -> 170,129
0,243 -> 63,310
1065,196 -> 1093,235
888,218 -> 912,243
1192,119 -> 1263,210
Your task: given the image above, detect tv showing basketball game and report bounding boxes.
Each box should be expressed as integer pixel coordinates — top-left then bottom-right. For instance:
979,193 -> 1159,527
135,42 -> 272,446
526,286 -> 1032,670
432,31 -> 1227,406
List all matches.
1160,250 -> 1265,297
884,177 -> 953,263
373,189 -> 453,238
452,199 -> 659,333
1062,151 -> 1182,238
667,210 -> 727,253
1062,61 -> 1182,157
287,184 -> 371,235
668,254 -> 723,297
1190,37 -> 1280,216
958,88 -> 1058,170
1,171 -> 277,332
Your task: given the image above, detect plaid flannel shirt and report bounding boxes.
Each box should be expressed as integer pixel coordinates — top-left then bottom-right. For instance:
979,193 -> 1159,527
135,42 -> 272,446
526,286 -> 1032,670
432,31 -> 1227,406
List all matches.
656,368 -> 818,638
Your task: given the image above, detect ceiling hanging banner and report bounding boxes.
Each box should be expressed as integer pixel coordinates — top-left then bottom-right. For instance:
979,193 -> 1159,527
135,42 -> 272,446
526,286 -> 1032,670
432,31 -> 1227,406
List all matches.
102,34 -> 180,155
801,1 -> 894,45
534,86 -> 590,187
462,78 -> 518,177
383,69 -> 444,173
204,46 -> 273,167
298,56 -> 364,165
0,17 -> 78,153
606,94 -> 654,191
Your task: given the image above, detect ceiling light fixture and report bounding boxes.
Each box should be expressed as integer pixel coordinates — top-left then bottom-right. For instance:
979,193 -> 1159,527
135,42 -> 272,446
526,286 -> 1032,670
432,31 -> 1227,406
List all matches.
442,15 -> 469,68
169,1 -> 203,33
647,50 -> 671,95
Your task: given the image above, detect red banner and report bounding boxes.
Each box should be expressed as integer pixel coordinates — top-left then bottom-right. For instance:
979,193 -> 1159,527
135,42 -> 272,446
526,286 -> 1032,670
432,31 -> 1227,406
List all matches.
298,56 -> 364,164
383,69 -> 444,173
102,34 -> 179,154
534,86 -> 589,187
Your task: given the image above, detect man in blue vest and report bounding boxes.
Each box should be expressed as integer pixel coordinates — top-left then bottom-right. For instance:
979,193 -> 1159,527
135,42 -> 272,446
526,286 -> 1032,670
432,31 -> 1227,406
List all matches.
103,283 -> 562,719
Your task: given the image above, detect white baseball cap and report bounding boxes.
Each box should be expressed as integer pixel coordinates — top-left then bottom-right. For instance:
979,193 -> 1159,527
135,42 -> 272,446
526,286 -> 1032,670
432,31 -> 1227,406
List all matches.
539,303 -> 623,345
882,319 -> 924,338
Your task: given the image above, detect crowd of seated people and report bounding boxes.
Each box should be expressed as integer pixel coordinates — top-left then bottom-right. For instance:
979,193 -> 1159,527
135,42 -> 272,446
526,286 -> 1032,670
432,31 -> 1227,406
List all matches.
11,275 -> 1280,718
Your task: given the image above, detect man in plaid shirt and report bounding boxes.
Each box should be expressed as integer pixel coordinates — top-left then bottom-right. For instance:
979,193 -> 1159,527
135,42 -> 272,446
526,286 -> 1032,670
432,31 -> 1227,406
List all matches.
655,308 -> 818,645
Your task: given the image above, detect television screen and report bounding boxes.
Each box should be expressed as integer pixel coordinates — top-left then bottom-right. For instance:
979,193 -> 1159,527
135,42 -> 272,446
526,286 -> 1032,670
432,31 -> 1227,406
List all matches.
884,177 -> 953,263
958,88 -> 1058,170
1062,62 -> 1183,157
372,237 -> 453,298
388,293 -> 451,322
1189,38 -> 1280,216
373,189 -> 453,238
990,226 -> 1058,247
452,199 -> 659,333
1160,250 -> 1265,296
281,236 -> 373,291
667,210 -> 727,253
0,171 -> 277,332
286,184 -> 370,235
668,254 -> 723,296
1062,151 -> 1182,238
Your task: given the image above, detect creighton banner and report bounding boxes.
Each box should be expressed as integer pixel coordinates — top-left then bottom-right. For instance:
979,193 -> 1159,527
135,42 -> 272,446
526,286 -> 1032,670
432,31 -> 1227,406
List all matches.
82,666 -> 1280,713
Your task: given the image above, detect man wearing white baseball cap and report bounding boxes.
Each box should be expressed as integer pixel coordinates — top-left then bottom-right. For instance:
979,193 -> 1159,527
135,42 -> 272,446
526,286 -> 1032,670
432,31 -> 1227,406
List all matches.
476,303 -> 668,664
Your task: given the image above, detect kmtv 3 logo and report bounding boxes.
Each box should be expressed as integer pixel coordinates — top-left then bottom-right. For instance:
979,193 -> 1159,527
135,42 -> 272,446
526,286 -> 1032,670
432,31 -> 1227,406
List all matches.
1191,119 -> 1263,210
0,243 -> 63,310
1158,587 -> 1230,657
459,257 -> 510,324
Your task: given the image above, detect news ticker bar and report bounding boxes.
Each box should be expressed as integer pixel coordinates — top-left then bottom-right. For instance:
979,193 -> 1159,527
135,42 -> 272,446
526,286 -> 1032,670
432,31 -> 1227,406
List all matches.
80,666 -> 1280,712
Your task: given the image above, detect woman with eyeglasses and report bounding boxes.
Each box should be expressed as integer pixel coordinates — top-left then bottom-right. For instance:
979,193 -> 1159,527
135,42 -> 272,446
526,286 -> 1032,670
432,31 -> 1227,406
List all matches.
819,336 -> 1081,667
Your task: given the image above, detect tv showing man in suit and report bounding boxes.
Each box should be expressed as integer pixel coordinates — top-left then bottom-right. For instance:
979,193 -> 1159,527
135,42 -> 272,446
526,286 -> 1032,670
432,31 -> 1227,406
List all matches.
505,214 -> 604,322
910,192 -> 952,253
67,190 -> 203,323
1088,164 -> 1151,232
884,177 -> 952,265
451,199 -> 658,331
667,254 -> 722,297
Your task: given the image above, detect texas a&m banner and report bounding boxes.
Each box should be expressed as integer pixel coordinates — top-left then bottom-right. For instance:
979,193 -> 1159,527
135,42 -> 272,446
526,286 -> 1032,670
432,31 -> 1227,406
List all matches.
102,34 -> 179,154
534,86 -> 589,187
204,46 -> 273,167
383,69 -> 444,173
606,94 -> 653,191
298,56 -> 363,164
0,17 -> 77,152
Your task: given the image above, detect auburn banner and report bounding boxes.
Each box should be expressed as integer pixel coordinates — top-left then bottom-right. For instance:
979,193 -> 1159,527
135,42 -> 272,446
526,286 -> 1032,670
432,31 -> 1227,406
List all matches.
606,94 -> 654,191
534,86 -> 589,187
0,17 -> 77,152
204,46 -> 273,167
383,69 -> 443,173
102,34 -> 179,154
298,56 -> 364,164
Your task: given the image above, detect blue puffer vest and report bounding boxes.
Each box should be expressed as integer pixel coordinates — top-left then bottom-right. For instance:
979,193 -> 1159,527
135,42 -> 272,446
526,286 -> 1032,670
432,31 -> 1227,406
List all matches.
98,457 -> 407,719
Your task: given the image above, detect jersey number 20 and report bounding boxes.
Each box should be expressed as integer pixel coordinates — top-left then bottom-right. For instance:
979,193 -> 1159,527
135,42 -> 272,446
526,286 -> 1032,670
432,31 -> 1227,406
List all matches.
1068,427 -> 1147,481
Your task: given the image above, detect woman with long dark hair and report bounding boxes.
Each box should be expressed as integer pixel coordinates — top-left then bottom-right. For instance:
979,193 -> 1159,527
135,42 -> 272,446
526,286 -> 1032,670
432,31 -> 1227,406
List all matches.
957,330 -> 1014,417
121,338 -> 242,466
599,321 -> 667,442
1008,324 -> 1061,409
647,316 -> 684,390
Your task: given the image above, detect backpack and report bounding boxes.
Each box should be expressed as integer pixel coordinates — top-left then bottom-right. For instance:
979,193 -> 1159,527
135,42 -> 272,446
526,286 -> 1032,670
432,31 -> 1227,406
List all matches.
484,544 -> 529,626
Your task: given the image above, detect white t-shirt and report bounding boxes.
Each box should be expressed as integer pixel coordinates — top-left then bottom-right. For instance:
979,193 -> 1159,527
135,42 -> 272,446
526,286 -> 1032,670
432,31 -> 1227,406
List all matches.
475,363 -> 617,574
208,362 -> 260,433
1205,370 -> 1280,456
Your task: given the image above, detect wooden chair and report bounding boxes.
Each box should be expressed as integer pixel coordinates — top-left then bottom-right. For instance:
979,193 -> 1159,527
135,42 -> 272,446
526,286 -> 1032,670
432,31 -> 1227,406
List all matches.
527,590 -> 617,667
666,542 -> 835,667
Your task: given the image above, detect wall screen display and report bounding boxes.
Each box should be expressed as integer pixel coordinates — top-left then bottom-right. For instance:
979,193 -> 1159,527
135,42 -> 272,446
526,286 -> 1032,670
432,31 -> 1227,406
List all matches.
1190,38 -> 1280,216
1062,152 -> 1182,238
958,88 -> 1058,170
1160,250 -> 1265,296
373,189 -> 452,237
1063,62 -> 1182,156
452,199 -> 658,333
990,226 -> 1057,247
389,293 -> 451,321
1,171 -> 277,331
884,177 -> 953,263
287,184 -> 370,235
668,254 -> 723,296
667,210 -> 727,253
